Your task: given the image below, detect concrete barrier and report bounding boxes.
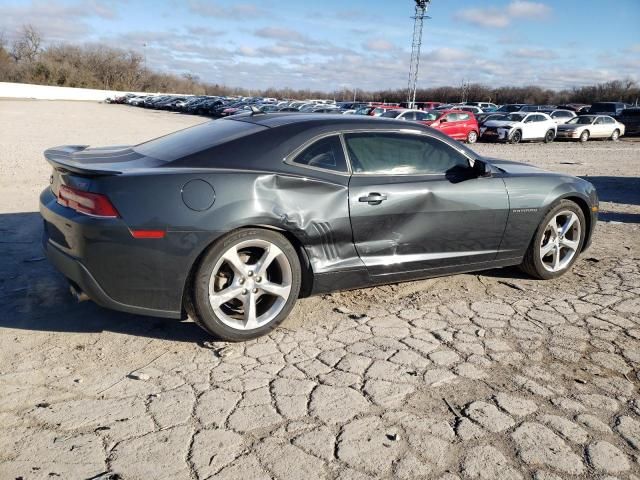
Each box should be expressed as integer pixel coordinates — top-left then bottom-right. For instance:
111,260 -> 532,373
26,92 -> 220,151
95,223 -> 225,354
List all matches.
0,82 -> 157,101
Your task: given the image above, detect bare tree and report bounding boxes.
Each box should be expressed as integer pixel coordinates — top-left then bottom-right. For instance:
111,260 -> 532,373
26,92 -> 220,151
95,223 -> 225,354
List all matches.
11,24 -> 42,62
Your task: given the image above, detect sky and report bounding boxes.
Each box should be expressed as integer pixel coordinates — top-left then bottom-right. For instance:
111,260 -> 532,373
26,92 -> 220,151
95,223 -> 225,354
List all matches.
1,0 -> 639,92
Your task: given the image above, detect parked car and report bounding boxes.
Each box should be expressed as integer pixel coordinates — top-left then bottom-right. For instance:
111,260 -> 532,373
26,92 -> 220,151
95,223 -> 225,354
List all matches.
466,102 -> 498,112
399,101 -> 442,110
617,108 -> 640,135
421,109 -> 480,143
556,115 -> 625,142
459,105 -> 484,115
495,104 -> 527,113
588,102 -> 628,118
476,113 -> 508,126
380,109 -> 437,122
481,112 -> 557,143
519,105 -> 557,112
557,104 -> 591,113
546,109 -> 577,124
40,112 -> 597,340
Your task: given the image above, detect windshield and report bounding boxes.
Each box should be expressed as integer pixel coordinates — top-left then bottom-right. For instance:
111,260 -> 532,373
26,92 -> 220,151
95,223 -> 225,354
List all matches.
504,113 -> 526,122
567,116 -> 595,125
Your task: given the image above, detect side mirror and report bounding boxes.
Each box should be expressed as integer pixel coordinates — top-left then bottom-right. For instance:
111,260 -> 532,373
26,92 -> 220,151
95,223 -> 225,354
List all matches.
472,160 -> 491,177
440,118 -> 447,123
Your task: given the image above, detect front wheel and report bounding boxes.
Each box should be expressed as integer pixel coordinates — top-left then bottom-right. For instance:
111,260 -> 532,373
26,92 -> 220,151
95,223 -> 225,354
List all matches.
510,130 -> 522,144
611,129 -> 620,141
579,130 -> 590,142
188,228 -> 302,341
467,130 -> 478,144
520,200 -> 585,280
544,130 -> 555,143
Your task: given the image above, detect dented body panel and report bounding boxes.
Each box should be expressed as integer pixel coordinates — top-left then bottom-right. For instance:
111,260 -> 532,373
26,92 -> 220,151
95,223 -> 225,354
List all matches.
39,114 -> 598,319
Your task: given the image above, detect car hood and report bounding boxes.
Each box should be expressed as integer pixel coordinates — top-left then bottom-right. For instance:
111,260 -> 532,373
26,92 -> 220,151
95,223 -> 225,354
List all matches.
483,120 -> 519,128
484,157 -> 547,175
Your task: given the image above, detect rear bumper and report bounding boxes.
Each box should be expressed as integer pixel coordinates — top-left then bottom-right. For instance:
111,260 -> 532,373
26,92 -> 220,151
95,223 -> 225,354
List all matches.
40,187 -> 193,319
43,238 -> 181,318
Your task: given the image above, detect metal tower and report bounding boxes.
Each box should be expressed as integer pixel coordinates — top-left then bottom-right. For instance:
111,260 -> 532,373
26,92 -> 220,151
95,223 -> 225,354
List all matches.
407,0 -> 431,108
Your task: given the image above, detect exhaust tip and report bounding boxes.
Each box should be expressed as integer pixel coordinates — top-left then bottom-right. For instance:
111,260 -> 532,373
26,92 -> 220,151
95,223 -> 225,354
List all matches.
69,283 -> 89,303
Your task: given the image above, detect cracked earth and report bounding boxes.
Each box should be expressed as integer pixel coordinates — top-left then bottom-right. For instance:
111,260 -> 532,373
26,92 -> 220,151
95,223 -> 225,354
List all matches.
1,101 -> 640,479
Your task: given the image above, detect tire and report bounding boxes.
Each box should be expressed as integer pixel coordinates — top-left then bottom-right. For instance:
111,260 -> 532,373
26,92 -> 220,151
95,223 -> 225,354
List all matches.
520,199 -> 586,280
188,228 -> 302,341
544,129 -> 555,143
510,130 -> 522,144
579,130 -> 590,142
611,129 -> 620,141
467,130 -> 478,144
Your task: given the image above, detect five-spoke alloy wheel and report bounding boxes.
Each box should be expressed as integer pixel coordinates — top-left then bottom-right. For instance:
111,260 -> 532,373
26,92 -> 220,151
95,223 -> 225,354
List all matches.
538,210 -> 581,273
188,229 -> 301,340
520,200 -> 586,279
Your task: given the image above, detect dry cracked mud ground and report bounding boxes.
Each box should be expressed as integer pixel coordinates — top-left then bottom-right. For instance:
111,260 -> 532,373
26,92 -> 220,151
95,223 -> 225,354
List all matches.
1,100 -> 640,479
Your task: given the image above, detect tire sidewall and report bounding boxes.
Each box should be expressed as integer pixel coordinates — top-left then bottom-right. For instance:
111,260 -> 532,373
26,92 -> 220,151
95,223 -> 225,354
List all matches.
544,130 -> 555,143
611,129 -> 620,141
580,130 -> 589,142
467,130 -> 478,144
511,130 -> 522,144
528,200 -> 586,280
192,228 -> 302,341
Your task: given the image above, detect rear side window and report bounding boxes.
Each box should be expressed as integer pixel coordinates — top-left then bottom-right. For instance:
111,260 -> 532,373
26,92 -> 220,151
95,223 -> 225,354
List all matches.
458,113 -> 470,121
344,132 -> 469,175
134,119 -> 265,162
603,117 -> 615,124
292,135 -> 348,173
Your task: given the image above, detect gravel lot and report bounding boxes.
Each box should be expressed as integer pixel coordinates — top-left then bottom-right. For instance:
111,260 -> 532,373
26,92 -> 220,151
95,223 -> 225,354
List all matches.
1,100 -> 640,480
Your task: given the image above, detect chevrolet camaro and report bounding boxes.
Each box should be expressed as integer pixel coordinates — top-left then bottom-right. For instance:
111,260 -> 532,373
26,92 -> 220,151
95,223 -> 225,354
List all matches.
40,113 -> 598,340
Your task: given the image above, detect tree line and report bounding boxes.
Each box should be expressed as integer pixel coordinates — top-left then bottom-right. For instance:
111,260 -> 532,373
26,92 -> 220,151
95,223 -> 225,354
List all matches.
1,25 -> 638,105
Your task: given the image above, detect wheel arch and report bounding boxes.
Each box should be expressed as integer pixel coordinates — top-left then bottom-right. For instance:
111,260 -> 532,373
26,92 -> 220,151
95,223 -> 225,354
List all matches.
180,224 -> 315,317
561,195 -> 593,252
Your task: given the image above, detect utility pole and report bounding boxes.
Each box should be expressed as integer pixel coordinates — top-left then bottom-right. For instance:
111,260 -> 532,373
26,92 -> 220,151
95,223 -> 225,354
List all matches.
460,79 -> 469,104
407,0 -> 431,108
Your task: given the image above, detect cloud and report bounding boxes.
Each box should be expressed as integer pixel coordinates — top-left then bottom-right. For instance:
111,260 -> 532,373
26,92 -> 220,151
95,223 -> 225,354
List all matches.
364,38 -> 397,52
0,0 -> 120,42
455,1 -> 552,29
506,48 -> 558,60
187,0 -> 262,18
254,27 -> 307,43
455,9 -> 510,28
507,1 -> 552,19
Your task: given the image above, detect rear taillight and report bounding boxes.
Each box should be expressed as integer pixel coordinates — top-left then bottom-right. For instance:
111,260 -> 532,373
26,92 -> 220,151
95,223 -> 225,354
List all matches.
57,185 -> 119,218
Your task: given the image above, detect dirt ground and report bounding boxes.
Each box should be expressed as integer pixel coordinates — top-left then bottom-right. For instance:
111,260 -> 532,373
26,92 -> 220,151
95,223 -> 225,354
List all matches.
1,100 -> 639,480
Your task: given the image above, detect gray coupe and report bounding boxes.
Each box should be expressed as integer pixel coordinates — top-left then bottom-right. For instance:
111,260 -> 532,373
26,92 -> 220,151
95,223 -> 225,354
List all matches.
40,113 -> 598,340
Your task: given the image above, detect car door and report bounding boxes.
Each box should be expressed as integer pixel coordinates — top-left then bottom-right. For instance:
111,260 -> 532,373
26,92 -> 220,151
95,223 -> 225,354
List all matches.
592,117 -> 609,137
345,131 -> 509,277
438,113 -> 459,139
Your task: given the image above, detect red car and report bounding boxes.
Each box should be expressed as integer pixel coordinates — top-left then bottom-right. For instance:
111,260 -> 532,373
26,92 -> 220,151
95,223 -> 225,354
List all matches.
420,109 -> 479,143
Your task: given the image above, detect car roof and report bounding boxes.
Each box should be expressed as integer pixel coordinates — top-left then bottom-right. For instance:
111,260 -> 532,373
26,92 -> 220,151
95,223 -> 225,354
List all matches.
229,112 -> 421,129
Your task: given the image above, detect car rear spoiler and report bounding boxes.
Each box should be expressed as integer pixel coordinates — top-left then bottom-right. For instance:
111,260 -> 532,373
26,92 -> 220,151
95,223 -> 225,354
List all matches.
44,145 -> 123,176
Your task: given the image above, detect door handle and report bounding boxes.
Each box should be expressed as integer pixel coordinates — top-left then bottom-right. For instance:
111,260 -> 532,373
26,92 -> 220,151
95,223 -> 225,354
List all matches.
359,192 -> 387,205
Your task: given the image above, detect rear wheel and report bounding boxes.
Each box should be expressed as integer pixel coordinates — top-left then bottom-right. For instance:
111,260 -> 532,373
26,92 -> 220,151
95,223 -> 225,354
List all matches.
510,130 -> 522,144
520,200 -> 585,280
579,130 -> 590,142
611,129 -> 620,141
188,228 -> 301,341
544,129 -> 555,143
467,130 -> 478,144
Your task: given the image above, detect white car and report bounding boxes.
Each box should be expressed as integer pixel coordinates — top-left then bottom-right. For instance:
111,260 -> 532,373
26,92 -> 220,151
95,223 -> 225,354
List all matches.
556,115 -> 625,142
480,112 -> 557,143
379,108 -> 436,122
459,105 -> 484,114
548,109 -> 577,124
